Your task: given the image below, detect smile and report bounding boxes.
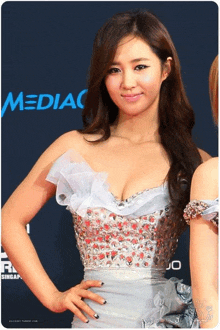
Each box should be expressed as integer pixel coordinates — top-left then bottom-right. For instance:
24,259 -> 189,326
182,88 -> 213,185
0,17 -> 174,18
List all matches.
121,93 -> 143,102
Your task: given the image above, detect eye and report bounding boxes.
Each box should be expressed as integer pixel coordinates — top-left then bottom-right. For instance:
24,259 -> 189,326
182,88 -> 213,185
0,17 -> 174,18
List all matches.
107,67 -> 121,74
135,64 -> 149,71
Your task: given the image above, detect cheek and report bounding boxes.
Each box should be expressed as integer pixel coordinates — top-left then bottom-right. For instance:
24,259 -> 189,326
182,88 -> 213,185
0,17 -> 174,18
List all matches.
140,75 -> 152,84
105,76 -> 121,95
140,73 -> 162,91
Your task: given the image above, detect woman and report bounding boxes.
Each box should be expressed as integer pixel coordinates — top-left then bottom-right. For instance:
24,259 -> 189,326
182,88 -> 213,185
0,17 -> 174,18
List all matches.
184,56 -> 218,328
2,9 -> 210,328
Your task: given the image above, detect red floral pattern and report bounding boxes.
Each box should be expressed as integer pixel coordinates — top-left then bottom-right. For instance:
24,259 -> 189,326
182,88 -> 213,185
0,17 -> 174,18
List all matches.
73,207 -> 182,269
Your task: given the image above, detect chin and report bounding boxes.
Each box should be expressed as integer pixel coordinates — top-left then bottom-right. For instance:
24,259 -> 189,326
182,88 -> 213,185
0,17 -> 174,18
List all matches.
119,107 -> 149,117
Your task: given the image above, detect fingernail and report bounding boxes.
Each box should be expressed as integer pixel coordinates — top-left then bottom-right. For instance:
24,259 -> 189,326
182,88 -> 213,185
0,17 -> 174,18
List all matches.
86,320 -> 89,323
103,300 -> 107,304
94,314 -> 99,319
101,282 -> 104,286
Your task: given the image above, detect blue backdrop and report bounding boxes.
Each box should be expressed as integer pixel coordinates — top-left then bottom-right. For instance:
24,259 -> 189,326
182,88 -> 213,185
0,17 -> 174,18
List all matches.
1,1 -> 218,328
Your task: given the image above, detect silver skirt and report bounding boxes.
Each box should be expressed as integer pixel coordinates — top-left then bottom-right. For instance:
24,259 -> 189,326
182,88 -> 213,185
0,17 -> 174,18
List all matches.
71,268 -> 199,328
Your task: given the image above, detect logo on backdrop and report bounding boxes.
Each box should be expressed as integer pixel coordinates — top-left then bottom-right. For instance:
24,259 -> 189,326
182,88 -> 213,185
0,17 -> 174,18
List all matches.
1,89 -> 88,117
1,225 -> 30,280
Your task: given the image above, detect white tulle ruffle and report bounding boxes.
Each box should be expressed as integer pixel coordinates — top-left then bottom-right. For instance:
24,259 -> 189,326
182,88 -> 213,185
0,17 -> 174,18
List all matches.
46,149 -> 169,218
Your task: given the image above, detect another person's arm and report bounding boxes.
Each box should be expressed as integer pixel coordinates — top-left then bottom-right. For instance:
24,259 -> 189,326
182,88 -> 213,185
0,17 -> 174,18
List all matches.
187,157 -> 218,328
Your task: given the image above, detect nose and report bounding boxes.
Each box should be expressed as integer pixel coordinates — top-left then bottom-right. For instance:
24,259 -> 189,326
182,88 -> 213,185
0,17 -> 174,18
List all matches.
121,71 -> 136,90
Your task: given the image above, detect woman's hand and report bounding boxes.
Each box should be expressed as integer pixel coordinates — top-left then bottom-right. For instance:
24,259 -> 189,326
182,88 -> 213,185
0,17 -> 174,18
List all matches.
49,280 -> 106,323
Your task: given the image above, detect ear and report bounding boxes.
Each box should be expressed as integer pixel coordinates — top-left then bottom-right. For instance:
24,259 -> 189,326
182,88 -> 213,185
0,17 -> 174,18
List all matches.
162,57 -> 172,81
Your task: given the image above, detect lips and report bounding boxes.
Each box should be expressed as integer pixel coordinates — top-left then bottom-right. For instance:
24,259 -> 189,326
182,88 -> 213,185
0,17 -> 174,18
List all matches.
121,93 -> 143,102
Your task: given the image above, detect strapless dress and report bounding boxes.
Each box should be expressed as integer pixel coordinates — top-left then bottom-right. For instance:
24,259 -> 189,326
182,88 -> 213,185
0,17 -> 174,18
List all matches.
46,149 -> 199,328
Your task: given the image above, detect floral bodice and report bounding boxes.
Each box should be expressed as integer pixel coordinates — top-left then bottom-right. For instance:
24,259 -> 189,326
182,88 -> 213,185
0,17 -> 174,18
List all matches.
46,149 -> 187,271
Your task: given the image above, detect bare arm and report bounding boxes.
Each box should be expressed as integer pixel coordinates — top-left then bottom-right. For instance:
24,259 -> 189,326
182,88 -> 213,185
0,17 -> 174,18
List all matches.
189,157 -> 218,328
2,132 -> 105,322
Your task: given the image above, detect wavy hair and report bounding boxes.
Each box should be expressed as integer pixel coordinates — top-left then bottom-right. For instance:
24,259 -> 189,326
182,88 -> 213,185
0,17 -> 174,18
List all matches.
78,9 -> 202,224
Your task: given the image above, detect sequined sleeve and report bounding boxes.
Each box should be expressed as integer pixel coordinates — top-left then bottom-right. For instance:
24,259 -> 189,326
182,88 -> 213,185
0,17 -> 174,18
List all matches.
183,199 -> 219,227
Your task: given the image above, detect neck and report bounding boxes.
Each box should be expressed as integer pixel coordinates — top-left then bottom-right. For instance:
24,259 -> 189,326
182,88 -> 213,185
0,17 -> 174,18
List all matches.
111,108 -> 160,144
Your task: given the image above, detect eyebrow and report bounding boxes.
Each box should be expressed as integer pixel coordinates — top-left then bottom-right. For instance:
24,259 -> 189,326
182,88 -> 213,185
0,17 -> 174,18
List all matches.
110,58 -> 150,65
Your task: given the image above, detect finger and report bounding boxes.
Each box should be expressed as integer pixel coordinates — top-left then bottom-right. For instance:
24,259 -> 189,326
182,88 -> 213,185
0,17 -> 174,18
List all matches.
80,280 -> 103,289
66,301 -> 89,324
80,289 -> 106,305
76,298 -> 99,320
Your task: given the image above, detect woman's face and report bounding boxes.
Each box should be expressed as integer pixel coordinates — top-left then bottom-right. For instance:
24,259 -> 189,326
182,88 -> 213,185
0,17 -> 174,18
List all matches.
105,35 -> 170,117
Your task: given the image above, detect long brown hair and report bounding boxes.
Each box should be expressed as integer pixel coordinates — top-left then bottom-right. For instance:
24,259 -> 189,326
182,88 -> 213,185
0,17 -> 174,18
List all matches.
209,55 -> 218,125
78,9 -> 202,224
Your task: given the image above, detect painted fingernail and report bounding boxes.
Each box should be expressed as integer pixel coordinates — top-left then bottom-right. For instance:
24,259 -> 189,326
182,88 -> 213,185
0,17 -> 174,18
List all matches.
94,314 -> 99,319
103,300 -> 107,304
86,320 -> 89,323
101,282 -> 104,286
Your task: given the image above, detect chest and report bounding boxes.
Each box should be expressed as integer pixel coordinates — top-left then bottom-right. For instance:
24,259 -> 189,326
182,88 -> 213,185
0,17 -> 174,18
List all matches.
82,142 -> 170,201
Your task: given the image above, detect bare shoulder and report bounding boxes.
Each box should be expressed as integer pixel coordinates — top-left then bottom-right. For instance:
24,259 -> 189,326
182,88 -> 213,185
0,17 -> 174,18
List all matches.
198,148 -> 212,162
40,130 -> 103,164
55,130 -> 103,145
193,157 -> 218,180
26,130 -> 84,173
50,130 -> 84,151
190,157 -> 218,200
56,130 -> 104,151
42,130 -> 87,160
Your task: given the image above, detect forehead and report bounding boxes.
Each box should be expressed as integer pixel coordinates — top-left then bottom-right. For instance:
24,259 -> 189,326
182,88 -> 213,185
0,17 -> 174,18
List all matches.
113,35 -> 156,62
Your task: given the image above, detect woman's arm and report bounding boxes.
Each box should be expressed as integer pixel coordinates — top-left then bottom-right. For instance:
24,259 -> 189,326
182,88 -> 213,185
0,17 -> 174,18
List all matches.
2,132 -> 105,323
189,157 -> 218,328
